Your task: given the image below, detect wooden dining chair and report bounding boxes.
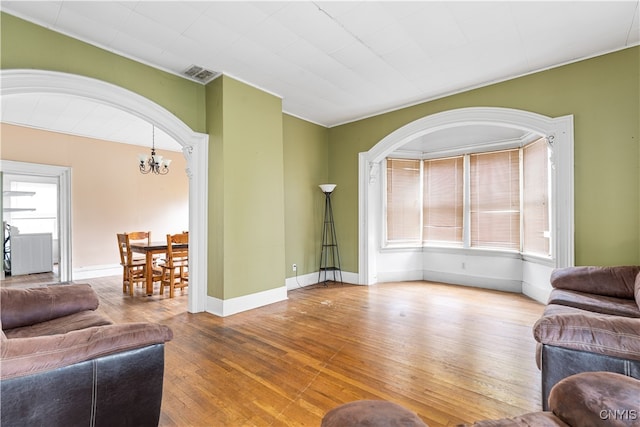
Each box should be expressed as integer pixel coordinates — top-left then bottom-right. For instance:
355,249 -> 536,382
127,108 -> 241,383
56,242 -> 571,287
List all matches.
117,233 -> 147,296
126,231 -> 151,261
159,232 -> 189,298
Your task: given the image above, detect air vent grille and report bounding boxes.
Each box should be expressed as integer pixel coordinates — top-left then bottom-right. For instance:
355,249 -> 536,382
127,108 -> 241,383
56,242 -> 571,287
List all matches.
183,65 -> 220,84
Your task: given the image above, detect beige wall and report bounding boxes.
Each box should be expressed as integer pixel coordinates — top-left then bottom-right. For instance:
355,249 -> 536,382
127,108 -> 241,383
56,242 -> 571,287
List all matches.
1,123 -> 189,270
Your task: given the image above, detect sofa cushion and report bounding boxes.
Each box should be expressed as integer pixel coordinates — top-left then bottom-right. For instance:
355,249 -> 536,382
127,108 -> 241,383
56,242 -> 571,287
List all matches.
549,372 -> 640,427
461,412 -> 569,426
533,308 -> 640,362
548,289 -> 640,318
321,400 -> 427,427
550,266 -> 640,299
4,310 -> 113,339
0,322 -> 173,379
635,272 -> 640,311
0,284 -> 99,330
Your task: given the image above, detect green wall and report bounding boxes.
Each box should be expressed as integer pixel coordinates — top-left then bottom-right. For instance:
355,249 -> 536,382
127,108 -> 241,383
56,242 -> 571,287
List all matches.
0,13 -> 205,133
329,46 -> 640,269
283,114 -> 329,277
206,76 -> 286,299
206,77 -> 224,299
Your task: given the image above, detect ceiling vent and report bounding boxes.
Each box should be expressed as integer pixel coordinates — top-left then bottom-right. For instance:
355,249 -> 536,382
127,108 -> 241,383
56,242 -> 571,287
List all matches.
182,65 -> 220,84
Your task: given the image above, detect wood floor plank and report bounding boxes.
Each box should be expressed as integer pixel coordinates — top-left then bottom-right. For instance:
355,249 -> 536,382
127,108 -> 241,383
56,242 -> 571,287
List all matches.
2,274 -> 545,426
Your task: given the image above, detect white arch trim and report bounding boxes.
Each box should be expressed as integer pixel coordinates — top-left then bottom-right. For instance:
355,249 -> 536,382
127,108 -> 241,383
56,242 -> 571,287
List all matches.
358,106 -> 574,287
1,69 -> 208,313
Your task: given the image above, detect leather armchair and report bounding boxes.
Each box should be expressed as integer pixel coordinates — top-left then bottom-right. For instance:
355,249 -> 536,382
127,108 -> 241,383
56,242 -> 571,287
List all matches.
533,266 -> 640,410
1,284 -> 173,427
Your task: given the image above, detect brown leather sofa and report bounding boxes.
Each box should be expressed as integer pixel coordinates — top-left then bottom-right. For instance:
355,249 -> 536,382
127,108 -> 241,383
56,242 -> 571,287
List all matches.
462,371 -> 640,426
533,266 -> 640,410
0,283 -> 173,427
322,372 -> 640,426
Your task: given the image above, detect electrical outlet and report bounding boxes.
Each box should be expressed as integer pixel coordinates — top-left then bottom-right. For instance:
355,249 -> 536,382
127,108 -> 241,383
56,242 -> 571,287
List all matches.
292,264 -> 297,272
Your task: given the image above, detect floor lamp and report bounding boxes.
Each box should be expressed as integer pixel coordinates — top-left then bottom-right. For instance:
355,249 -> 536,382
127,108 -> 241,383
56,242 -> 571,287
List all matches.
318,184 -> 342,285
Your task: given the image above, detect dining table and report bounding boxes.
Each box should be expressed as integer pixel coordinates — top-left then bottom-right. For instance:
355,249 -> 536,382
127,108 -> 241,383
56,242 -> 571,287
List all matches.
130,241 -> 188,295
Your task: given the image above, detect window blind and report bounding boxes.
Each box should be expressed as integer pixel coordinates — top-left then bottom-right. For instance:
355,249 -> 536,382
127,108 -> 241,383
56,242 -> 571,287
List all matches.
470,149 -> 520,250
423,156 -> 463,244
523,138 -> 550,256
386,159 -> 421,241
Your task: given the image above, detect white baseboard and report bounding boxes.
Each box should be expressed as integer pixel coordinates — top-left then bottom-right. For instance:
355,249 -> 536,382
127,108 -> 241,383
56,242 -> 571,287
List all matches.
73,264 -> 121,280
286,271 -> 318,290
206,271 -> 362,317
422,270 -> 523,293
376,269 -> 424,283
206,285 -> 288,317
286,270 -> 360,290
522,280 -> 552,304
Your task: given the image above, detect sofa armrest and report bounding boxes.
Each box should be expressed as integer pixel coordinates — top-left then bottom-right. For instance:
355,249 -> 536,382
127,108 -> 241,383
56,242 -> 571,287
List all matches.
550,372 -> 640,426
1,322 -> 173,379
550,266 -> 639,299
0,284 -> 100,330
533,313 -> 640,361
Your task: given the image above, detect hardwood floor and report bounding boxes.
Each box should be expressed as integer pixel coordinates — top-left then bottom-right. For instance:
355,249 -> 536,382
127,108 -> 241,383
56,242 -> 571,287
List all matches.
2,274 -> 546,426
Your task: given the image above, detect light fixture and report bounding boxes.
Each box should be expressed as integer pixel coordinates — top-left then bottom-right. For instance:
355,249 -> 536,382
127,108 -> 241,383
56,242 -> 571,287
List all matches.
139,125 -> 171,175
319,184 -> 336,193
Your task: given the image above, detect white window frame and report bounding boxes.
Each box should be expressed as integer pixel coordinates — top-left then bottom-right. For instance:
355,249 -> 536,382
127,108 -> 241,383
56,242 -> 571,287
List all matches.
385,144 -> 547,255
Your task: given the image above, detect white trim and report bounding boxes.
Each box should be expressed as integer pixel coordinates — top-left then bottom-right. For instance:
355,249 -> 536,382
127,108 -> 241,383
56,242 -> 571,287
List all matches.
286,270 -> 361,291
1,70 -> 208,313
358,107 -> 574,292
285,271 -> 319,290
206,286 -> 288,317
1,160 -> 72,282
73,264 -> 122,280
423,270 -> 522,293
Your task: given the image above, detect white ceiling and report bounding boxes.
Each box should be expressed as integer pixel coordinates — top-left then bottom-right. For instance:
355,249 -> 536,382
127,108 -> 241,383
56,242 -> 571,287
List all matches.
1,1 -> 639,151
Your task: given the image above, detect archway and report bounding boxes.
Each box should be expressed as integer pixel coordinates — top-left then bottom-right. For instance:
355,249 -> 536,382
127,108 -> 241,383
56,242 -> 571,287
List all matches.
358,107 -> 574,301
1,69 -> 208,313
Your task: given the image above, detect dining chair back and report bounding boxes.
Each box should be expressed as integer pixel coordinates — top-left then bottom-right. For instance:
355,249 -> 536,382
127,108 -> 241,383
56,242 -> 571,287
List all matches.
159,232 -> 189,298
116,233 -> 146,296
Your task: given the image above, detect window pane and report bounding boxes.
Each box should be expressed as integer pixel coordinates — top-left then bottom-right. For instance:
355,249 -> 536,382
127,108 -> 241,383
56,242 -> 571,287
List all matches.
386,158 -> 421,241
523,138 -> 550,256
423,156 -> 463,245
470,150 -> 520,250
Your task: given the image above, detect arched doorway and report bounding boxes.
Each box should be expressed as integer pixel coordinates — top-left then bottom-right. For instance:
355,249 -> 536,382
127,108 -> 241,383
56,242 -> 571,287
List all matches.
358,107 -> 574,301
1,69 -> 208,313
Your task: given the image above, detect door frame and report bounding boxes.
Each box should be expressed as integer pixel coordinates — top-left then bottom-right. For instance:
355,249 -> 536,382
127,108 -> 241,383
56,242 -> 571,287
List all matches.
1,160 -> 71,281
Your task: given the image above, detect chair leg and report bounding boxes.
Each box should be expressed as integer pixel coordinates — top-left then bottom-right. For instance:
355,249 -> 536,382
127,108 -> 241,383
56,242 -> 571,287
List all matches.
129,269 -> 135,296
169,268 -> 175,298
160,267 -> 165,295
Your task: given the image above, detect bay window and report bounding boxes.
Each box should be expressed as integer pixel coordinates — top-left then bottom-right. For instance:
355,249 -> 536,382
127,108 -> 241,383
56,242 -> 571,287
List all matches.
386,137 -> 550,257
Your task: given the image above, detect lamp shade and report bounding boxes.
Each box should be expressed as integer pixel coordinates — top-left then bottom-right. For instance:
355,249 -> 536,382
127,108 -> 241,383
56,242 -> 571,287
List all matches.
319,184 -> 337,193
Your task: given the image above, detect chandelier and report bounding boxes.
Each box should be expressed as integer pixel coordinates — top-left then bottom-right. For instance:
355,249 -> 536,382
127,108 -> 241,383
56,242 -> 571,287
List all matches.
139,125 -> 171,175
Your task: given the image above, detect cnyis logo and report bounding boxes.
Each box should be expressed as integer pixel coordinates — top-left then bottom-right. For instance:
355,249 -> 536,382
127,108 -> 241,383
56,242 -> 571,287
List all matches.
599,409 -> 638,421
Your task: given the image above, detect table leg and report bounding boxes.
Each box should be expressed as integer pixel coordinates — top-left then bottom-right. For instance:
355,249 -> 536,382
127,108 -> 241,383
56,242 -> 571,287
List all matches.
146,251 -> 154,295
